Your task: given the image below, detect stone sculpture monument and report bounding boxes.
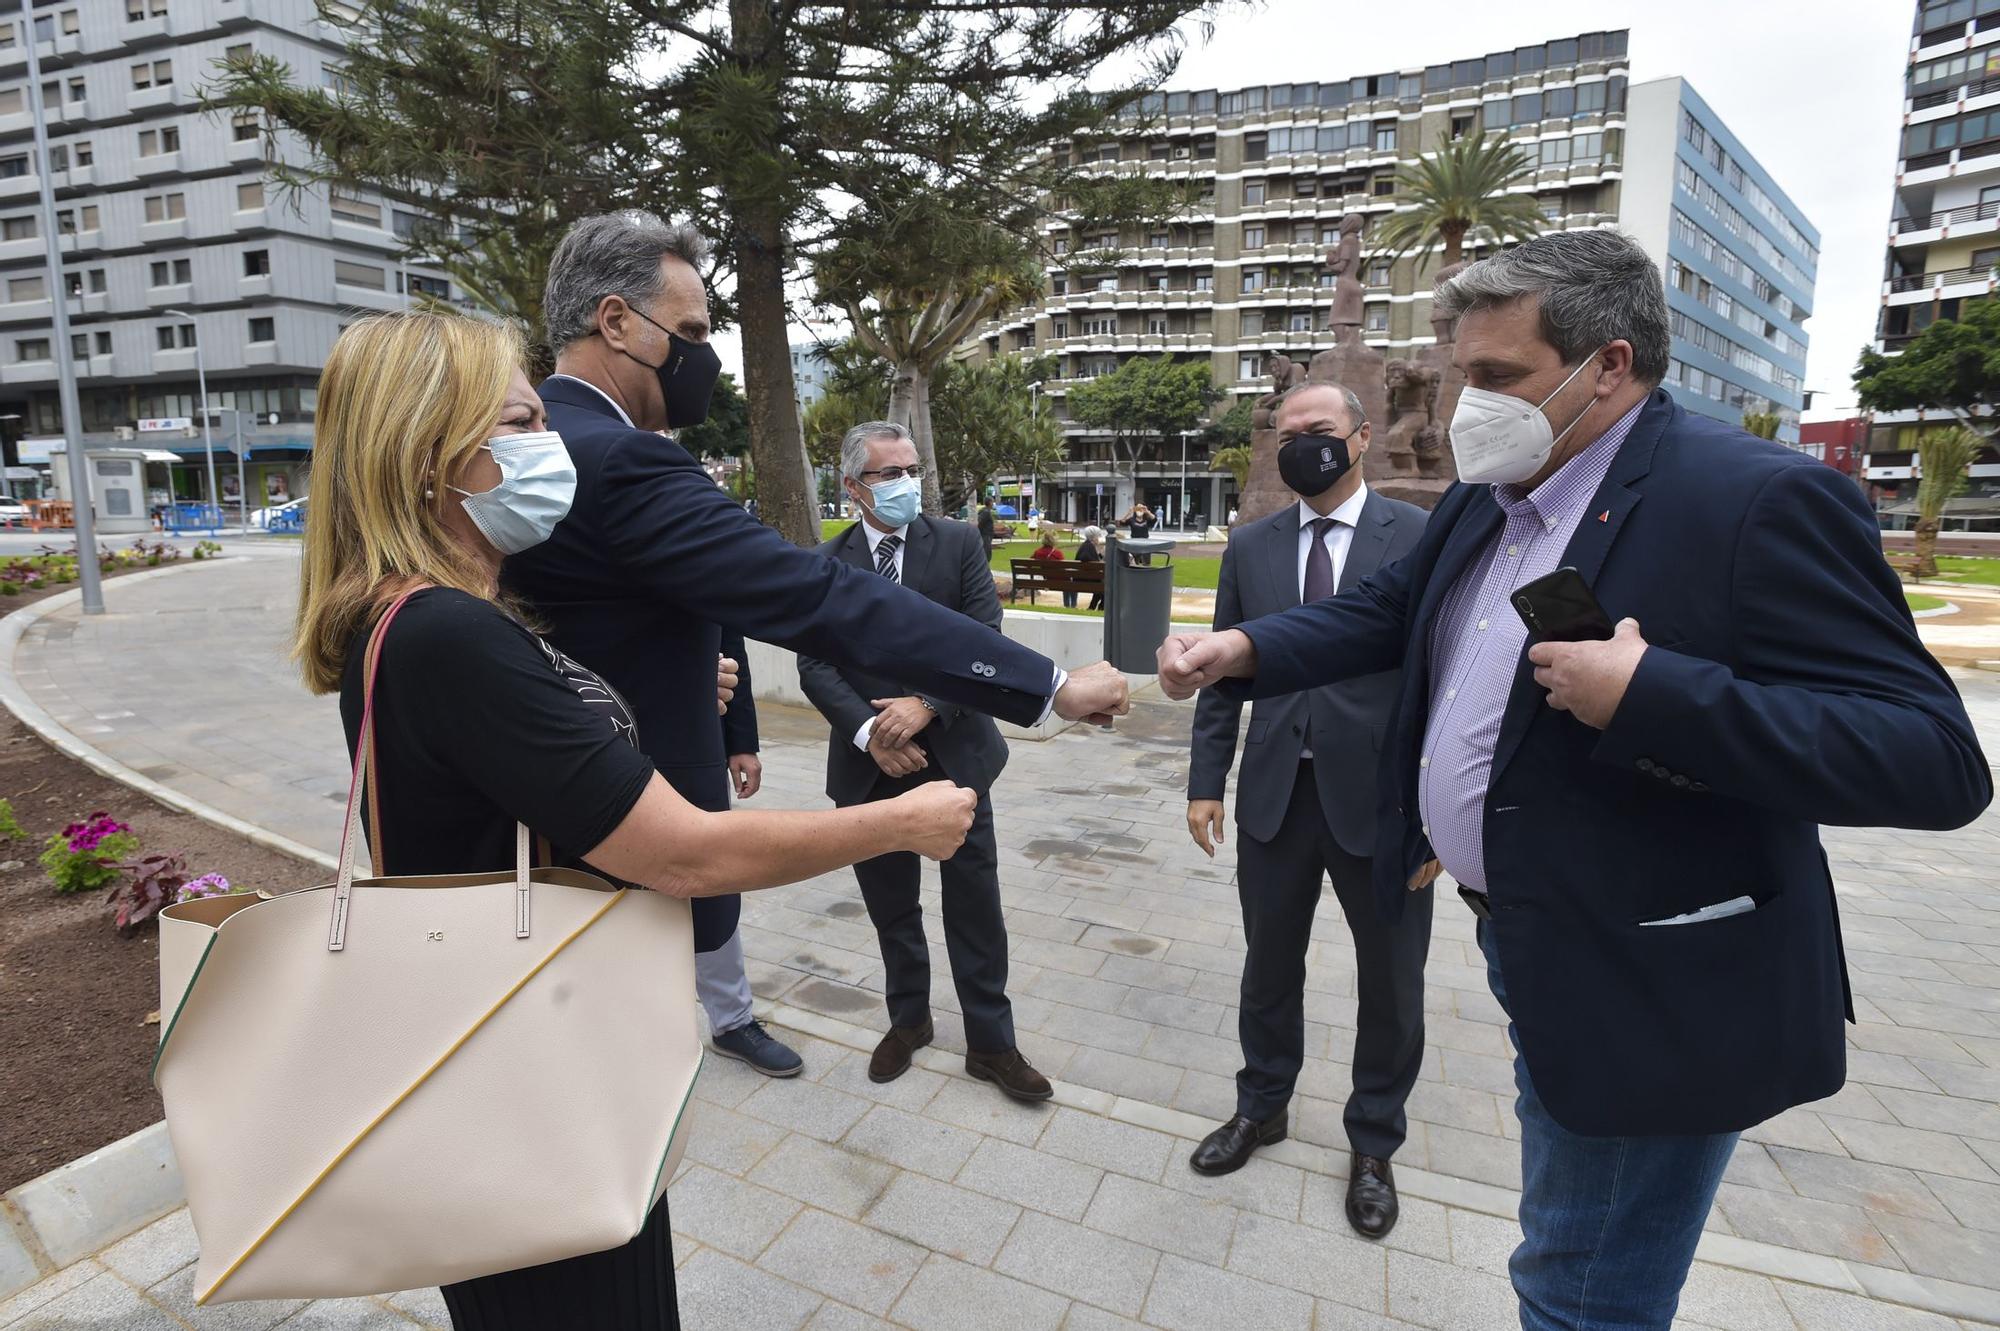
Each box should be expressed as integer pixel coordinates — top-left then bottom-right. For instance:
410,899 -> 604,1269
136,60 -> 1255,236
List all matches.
1233,237 -> 1470,525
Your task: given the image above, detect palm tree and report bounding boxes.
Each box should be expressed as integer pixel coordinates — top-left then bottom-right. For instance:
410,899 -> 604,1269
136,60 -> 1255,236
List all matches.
1369,132 -> 1545,273
1211,445 -> 1253,492
1913,424 -> 1986,578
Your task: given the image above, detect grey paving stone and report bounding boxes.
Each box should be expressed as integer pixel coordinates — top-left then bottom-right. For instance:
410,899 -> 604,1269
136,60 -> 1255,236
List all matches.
1034,1106 -> 1175,1182
1822,1114 -> 2000,1184
739,1078 -> 875,1143
1422,1122 -> 1524,1191
1712,1183 -> 1902,1269
839,1104 -> 984,1181
674,1246 -> 822,1331
991,1210 -> 1159,1317
1059,1046 -> 1183,1104
747,1135 -> 898,1219
760,1210 -> 924,1316
1774,1280 -> 1966,1330
276,1299 -> 422,1330
814,1051 -> 949,1116
10,1271 -> 185,1331
1057,1306 -> 1151,1331
926,1075 -> 1054,1145
1873,1210 -> 2000,1290
1442,1207 -> 1517,1282
681,1103 -> 789,1176
94,1209 -> 198,1290
861,1172 -> 1021,1266
666,1164 -> 804,1261
955,1138 -> 1104,1222
1225,1210 -> 1388,1311
383,1286 -> 450,1328
1922,1172 -> 2000,1232
144,1265 -> 308,1331
801,1304 -> 897,1331
889,1253 -> 1070,1331
1384,1248 -> 1520,1331
1767,1146 -> 1957,1221
1142,1253 -> 1314,1331
1082,1173 -> 1237,1265
1311,1303 -> 1433,1330
1669,1263 -> 1795,1331
1156,1149 -> 1306,1221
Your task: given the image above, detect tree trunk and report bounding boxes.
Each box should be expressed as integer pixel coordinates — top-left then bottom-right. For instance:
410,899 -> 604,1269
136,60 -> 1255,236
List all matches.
1441,220 -> 1468,269
730,208 -> 816,546
887,360 -> 945,516
1913,515 -> 1941,580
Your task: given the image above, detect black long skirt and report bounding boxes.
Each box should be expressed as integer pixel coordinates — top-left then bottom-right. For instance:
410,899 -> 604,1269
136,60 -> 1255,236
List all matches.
440,1198 -> 678,1330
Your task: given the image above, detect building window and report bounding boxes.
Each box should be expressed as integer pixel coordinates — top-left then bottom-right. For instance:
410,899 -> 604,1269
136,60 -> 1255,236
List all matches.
1,215 -> 33,240
406,273 -> 449,300
1576,81 -> 1605,114
1366,258 -> 1391,286
1049,273 -> 1067,295
1244,133 -> 1267,162
154,323 -> 194,350
1050,319 -> 1067,339
1241,311 -> 1264,335
0,155 -> 26,179
126,0 -> 169,17
330,190 -> 381,226
1147,316 -> 1168,336
1540,138 -> 1571,168
335,259 -> 385,289
1451,113 -> 1475,140
147,258 -> 190,285
130,59 -> 173,89
243,249 -> 269,276
1372,176 -> 1395,196
1241,267 -> 1265,292
137,126 -> 181,156
87,264 -> 104,291
247,317 -> 275,343
1244,181 -> 1266,205
1193,272 -> 1214,291
1293,222 -> 1315,244
232,111 -> 260,141
1238,354 -> 1262,380
1364,306 -> 1388,332
1373,122 -> 1397,152
1242,225 -> 1265,249
143,192 -> 187,222
74,141 -> 92,166
1511,92 -> 1542,125
225,42 -> 253,65
1288,311 -> 1313,332
1545,86 -> 1575,118
237,181 -> 265,210
17,338 -> 49,362
1294,177 -> 1317,197
1051,236 -> 1068,255
1146,230 -> 1169,247
0,88 -> 21,115
7,275 -> 44,302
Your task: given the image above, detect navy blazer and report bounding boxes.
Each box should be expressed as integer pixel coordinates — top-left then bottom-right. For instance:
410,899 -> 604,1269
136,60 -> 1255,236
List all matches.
1218,390 -> 1991,1136
798,517 -> 1010,803
1189,489 -> 1428,855
502,376 -> 1057,819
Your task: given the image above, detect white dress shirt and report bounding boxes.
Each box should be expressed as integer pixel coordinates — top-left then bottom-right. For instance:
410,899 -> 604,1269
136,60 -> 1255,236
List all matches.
1295,482 -> 1369,601
1294,483 -> 1368,759
849,517 -> 1068,750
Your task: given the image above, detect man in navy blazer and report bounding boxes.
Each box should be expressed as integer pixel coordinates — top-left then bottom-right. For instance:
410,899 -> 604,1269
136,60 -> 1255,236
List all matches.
1157,231 -> 1990,1329
1185,382 -> 1432,1240
502,212 -> 1129,1076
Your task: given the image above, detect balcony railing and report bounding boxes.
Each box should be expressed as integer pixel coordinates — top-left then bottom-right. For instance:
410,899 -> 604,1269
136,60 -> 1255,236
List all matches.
1889,264 -> 1997,292
1911,71 -> 2000,110
1897,197 -> 2000,232
1906,148 -> 1954,171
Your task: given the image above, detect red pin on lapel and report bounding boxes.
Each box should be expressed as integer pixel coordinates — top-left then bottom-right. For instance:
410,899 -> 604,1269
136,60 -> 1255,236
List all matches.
1597,510 -> 1609,523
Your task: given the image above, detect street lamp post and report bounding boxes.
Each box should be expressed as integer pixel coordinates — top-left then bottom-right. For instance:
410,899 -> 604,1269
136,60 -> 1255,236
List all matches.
232,408 -> 248,533
25,8 -> 103,612
1178,429 -> 1194,534
163,309 -> 218,535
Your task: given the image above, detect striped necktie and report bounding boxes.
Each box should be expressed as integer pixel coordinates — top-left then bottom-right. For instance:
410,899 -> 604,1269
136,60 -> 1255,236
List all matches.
875,534 -> 901,583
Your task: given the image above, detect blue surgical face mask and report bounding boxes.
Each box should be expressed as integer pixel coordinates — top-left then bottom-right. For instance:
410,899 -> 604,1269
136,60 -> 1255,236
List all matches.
449,430 -> 576,555
864,474 -> 921,529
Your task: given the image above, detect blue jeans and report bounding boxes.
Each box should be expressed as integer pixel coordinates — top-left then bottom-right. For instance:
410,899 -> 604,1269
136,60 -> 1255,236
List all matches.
1477,922 -> 1737,1331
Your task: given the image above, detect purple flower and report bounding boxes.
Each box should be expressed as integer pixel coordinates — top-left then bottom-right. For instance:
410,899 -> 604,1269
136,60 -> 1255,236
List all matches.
179,873 -> 233,901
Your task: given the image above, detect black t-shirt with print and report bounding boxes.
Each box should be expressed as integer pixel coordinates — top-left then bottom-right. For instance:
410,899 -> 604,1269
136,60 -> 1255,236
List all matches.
337,588 -> 655,878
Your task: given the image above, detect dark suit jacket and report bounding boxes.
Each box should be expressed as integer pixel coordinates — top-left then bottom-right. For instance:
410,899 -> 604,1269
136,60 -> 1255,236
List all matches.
720,629 -> 756,758
798,517 -> 1009,804
501,377 -> 1055,817
1189,489 -> 1428,855
1219,390 -> 1992,1136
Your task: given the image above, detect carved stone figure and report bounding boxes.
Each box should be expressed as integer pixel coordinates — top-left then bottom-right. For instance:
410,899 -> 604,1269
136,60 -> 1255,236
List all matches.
1323,212 -> 1366,332
1382,359 -> 1445,480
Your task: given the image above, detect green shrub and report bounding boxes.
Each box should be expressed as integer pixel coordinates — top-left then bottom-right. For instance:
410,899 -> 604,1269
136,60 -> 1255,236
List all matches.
0,581 -> 18,596
0,798 -> 25,842
41,812 -> 139,894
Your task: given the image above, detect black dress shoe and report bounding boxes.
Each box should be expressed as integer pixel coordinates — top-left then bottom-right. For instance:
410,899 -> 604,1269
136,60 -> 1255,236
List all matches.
1189,1111 -> 1287,1176
1346,1152 -> 1399,1239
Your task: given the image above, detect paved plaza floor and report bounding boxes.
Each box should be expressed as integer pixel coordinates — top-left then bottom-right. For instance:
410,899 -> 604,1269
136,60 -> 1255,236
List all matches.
4,549 -> 1999,1330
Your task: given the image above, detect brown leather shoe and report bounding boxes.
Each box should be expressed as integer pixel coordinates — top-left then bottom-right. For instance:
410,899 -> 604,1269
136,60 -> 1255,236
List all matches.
965,1047 -> 1054,1102
1346,1152 -> 1399,1239
868,1019 -> 934,1083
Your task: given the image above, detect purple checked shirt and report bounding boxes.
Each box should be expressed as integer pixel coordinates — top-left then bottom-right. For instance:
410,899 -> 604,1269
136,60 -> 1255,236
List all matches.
1417,399 -> 1645,894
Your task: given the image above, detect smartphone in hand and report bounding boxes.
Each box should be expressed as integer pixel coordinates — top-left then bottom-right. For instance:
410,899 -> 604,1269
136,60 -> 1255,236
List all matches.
1511,566 -> 1615,642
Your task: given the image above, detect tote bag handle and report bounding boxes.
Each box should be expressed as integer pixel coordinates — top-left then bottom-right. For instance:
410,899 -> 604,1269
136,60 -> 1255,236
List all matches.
328,590 -> 533,952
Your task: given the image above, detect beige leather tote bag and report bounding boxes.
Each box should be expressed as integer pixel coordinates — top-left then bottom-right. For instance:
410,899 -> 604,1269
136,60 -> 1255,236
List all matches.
154,592 -> 701,1306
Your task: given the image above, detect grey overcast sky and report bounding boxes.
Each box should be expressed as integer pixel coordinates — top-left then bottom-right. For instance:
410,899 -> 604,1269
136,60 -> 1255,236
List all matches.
727,0 -> 1905,417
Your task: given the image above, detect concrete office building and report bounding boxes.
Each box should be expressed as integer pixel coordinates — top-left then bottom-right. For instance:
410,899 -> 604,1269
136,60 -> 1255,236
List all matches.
1869,0 -> 2000,501
0,0 -> 454,510
960,29 -> 1817,527
790,340 -> 832,413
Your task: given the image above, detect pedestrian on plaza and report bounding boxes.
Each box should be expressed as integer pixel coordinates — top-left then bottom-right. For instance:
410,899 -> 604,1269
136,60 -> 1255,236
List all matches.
294,310 -> 977,1331
795,422 -> 1054,1103
1185,381 -> 1431,1240
1154,229 -> 1992,1331
977,499 -> 996,559
1115,501 -> 1157,564
1076,525 -> 1106,610
501,213 -> 1130,1081
1031,529 -> 1077,608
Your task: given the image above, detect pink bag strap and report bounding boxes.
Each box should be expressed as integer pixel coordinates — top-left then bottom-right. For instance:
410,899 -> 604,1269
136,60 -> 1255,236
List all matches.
328,589 -> 533,951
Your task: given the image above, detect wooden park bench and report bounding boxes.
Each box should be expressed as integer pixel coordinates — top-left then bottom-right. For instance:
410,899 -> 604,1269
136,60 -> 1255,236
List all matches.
1008,557 -> 1104,607
1885,552 -> 1925,583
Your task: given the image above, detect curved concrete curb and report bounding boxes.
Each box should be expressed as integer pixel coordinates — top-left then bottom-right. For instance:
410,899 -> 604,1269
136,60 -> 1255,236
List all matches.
1911,600 -> 1961,619
0,561 -> 336,874
0,1124 -> 181,1297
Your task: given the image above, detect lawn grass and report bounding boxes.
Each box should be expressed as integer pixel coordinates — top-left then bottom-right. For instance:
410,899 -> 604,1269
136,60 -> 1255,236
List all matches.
820,517 -> 1226,590
1906,592 -> 1950,612
999,599 -> 1208,626
1930,556 -> 2000,587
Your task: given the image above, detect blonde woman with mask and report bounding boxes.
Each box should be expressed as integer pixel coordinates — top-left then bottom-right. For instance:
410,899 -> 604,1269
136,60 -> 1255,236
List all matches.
294,311 -> 974,1329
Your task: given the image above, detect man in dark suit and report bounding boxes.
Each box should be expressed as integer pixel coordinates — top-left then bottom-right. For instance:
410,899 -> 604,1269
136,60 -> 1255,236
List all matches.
1157,231 -> 1991,1329
1185,382 -> 1430,1240
796,422 -> 1050,1102
503,212 -> 1129,1076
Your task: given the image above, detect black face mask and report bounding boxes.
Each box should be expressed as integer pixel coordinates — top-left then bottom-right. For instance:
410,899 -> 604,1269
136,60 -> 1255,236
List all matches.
624,307 -> 722,428
1278,432 -> 1355,498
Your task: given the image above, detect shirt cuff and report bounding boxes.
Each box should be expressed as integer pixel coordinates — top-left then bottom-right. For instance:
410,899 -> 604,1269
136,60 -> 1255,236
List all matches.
1034,666 -> 1069,726
852,718 -> 876,751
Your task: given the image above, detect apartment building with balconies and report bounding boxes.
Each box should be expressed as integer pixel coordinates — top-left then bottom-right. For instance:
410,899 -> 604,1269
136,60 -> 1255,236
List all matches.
961,29 -> 1816,527
1870,0 -> 2000,500
0,0 -> 454,507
